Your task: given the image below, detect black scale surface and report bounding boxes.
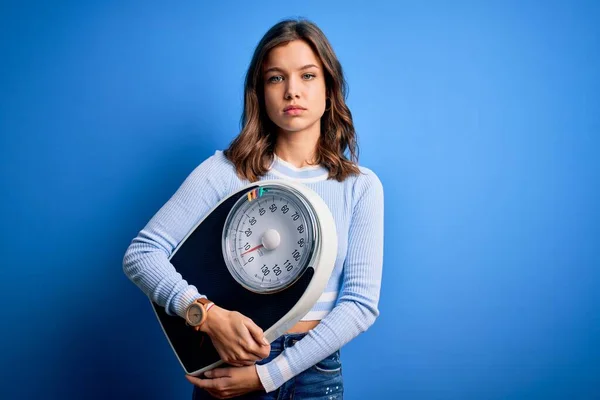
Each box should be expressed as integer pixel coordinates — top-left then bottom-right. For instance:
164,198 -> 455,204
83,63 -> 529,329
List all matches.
152,186 -> 313,372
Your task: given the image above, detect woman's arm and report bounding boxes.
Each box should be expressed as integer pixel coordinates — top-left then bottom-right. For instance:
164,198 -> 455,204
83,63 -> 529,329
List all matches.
256,169 -> 385,393
123,151 -> 271,366
122,152 -> 233,317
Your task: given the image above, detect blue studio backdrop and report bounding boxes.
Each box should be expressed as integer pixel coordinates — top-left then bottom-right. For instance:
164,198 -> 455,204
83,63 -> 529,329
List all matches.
1,1 -> 598,399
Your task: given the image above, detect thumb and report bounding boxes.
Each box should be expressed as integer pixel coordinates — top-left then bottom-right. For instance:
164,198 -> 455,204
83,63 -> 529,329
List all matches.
204,368 -> 231,378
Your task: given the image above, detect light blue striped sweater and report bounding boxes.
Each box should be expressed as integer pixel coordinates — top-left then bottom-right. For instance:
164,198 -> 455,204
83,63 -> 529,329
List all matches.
122,150 -> 384,393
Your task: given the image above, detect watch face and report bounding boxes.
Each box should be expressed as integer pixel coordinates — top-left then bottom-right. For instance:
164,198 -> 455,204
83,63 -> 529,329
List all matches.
187,304 -> 204,326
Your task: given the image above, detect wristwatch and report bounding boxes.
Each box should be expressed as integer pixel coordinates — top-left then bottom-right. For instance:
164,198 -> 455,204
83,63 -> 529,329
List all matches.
185,297 -> 215,331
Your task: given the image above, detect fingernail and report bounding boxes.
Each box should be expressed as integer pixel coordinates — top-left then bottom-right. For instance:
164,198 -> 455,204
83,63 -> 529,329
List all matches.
204,371 -> 211,378
263,337 -> 269,345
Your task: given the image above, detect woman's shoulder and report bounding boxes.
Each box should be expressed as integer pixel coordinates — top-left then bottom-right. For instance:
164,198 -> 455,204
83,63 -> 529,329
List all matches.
348,164 -> 384,198
345,164 -> 384,215
183,149 -> 238,192
202,149 -> 233,167
190,149 -> 236,174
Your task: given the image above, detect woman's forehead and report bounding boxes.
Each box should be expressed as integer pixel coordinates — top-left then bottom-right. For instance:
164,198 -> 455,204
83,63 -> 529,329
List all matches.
263,40 -> 322,71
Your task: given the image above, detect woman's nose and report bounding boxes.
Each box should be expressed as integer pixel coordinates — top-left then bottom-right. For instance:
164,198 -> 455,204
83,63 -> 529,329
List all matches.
285,77 -> 301,99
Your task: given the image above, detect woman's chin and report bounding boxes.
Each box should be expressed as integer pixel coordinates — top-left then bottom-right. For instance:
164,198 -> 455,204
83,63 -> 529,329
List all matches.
275,120 -> 319,135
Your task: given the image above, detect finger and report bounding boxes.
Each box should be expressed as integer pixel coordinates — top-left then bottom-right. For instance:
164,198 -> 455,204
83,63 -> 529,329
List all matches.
246,335 -> 271,359
208,389 -> 233,400
239,340 -> 263,360
204,368 -> 232,378
223,359 -> 248,368
206,389 -> 224,399
244,341 -> 270,360
227,360 -> 254,367
238,329 -> 269,359
216,349 -> 245,367
245,319 -> 269,346
185,375 -> 218,390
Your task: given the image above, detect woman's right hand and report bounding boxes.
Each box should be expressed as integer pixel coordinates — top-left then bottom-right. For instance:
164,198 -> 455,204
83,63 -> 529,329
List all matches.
199,305 -> 271,367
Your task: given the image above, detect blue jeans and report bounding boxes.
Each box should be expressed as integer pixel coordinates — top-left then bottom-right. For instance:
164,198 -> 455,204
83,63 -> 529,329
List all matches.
192,332 -> 344,399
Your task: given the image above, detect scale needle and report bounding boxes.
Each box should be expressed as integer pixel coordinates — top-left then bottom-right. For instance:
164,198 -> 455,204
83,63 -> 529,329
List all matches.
241,244 -> 264,256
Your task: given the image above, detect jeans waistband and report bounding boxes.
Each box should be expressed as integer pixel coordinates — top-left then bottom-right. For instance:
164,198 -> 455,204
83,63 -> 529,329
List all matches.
268,332 -> 308,352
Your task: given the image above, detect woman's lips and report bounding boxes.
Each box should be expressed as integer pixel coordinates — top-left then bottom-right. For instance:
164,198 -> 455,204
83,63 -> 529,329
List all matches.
284,107 -> 305,115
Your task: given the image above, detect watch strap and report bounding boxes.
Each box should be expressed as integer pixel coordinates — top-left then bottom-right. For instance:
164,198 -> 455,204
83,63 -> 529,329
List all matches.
197,297 -> 213,306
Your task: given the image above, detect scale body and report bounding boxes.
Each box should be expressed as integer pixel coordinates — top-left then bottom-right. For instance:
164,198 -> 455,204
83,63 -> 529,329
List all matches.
150,180 -> 337,375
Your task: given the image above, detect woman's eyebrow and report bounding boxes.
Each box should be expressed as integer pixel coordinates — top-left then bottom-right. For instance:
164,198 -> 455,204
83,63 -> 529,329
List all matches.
264,64 -> 320,74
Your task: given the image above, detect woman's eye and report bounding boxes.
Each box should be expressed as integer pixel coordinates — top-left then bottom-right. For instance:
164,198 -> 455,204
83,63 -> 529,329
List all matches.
302,73 -> 315,80
268,76 -> 283,83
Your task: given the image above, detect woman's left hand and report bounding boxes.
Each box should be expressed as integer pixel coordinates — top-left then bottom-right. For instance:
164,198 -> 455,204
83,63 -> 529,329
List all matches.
185,365 -> 264,399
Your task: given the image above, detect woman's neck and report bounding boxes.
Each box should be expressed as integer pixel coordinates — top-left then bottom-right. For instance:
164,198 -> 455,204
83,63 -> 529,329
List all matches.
273,126 -> 320,168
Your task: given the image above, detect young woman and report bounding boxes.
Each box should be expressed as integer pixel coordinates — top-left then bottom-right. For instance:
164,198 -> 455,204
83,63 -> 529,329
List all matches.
123,18 -> 384,399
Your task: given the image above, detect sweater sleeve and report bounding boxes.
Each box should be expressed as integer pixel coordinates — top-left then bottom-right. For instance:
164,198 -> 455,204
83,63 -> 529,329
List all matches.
255,169 -> 385,393
122,151 -> 233,318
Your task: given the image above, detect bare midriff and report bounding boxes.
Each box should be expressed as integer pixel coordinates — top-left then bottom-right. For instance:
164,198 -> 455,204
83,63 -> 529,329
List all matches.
286,319 -> 320,333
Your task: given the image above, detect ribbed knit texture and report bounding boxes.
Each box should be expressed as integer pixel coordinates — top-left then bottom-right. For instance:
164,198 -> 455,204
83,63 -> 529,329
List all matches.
123,150 -> 384,393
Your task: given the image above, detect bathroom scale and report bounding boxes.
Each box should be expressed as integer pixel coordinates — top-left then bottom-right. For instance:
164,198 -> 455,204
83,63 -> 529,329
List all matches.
150,180 -> 337,376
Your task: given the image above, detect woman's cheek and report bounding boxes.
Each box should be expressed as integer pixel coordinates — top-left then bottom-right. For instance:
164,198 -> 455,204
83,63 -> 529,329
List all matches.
264,96 -> 278,121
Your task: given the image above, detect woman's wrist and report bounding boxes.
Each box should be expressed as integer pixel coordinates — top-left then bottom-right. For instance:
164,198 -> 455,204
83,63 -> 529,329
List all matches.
199,304 -> 226,334
253,364 -> 266,391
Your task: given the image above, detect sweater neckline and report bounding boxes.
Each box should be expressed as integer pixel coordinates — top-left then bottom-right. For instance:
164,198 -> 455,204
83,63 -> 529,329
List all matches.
268,153 -> 329,182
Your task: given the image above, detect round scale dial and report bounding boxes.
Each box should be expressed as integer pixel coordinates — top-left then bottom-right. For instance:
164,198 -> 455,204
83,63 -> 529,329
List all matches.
222,185 -> 318,294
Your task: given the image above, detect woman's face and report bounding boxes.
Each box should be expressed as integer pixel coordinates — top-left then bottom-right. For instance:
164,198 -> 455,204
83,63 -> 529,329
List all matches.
262,40 -> 327,136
